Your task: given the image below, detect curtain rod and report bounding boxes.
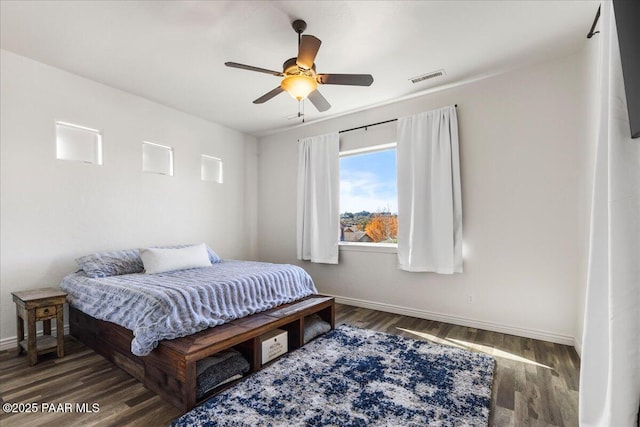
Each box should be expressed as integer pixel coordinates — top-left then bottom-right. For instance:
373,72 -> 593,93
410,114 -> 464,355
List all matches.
339,118 -> 397,134
587,5 -> 601,38
338,104 -> 457,134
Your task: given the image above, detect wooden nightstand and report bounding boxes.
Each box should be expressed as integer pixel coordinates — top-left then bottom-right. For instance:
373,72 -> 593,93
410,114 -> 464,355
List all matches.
12,288 -> 67,366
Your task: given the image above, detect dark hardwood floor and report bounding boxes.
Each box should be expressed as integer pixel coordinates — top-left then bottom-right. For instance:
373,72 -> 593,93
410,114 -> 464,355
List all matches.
0,303 -> 580,426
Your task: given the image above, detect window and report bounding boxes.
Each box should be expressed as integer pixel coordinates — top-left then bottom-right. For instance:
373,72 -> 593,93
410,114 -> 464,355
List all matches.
201,155 -> 223,183
55,121 -> 102,165
340,143 -> 398,246
142,141 -> 173,176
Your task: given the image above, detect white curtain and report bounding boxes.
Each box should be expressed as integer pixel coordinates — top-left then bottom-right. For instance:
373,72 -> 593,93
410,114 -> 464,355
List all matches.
579,2 -> 640,426
296,132 -> 340,264
396,105 -> 462,273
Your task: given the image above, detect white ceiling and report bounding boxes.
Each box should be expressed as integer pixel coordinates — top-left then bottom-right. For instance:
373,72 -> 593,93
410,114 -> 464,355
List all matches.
1,0 -> 598,136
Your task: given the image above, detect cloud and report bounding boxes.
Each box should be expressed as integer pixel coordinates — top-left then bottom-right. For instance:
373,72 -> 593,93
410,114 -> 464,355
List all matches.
340,170 -> 397,214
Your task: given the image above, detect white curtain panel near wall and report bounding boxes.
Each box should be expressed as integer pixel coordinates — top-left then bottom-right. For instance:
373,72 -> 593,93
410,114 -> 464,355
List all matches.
296,132 -> 340,264
396,105 -> 462,273
579,2 -> 640,426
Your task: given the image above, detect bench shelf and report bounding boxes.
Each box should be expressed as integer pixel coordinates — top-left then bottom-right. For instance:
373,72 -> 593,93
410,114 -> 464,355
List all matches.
69,295 -> 335,412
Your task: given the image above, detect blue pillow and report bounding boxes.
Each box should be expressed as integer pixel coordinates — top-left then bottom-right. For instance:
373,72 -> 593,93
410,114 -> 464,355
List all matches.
205,246 -> 222,264
76,244 -> 221,278
76,249 -> 143,278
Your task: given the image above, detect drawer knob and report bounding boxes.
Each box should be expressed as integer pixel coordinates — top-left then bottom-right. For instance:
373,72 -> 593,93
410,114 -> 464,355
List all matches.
43,309 -> 49,314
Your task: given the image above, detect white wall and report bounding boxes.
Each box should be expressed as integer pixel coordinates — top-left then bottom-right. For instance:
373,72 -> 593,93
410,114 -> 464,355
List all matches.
0,50 -> 258,344
257,48 -> 593,345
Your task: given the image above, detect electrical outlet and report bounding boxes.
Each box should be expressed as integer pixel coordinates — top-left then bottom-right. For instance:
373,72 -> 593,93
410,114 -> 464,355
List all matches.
467,294 -> 474,304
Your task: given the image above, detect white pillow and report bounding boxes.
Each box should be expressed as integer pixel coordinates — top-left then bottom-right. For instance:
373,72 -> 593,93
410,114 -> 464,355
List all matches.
139,243 -> 212,274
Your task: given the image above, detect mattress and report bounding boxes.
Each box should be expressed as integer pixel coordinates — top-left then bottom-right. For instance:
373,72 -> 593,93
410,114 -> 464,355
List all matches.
60,260 -> 317,356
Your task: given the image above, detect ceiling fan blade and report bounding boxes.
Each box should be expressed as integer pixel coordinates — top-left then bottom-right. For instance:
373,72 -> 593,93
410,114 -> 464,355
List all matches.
253,86 -> 284,104
317,73 -> 374,86
296,35 -> 321,70
307,90 -> 331,112
225,62 -> 283,77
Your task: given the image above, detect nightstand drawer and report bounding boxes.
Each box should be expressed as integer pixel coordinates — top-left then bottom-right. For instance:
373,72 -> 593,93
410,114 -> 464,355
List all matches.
36,306 -> 56,319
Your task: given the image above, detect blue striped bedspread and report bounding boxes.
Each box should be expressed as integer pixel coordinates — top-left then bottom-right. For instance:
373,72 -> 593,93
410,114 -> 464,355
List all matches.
60,260 -> 317,356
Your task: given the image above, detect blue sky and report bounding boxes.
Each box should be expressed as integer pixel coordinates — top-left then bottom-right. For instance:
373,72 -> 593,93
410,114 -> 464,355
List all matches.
340,149 -> 397,214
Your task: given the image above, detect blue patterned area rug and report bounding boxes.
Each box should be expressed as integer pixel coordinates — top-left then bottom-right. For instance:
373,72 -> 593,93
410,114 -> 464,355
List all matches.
171,324 -> 495,427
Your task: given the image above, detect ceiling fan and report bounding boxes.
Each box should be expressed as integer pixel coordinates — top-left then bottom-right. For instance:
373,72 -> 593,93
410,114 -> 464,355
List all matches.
225,19 -> 374,112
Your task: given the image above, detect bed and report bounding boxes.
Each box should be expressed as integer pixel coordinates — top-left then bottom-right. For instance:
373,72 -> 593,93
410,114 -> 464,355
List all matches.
60,245 -> 335,411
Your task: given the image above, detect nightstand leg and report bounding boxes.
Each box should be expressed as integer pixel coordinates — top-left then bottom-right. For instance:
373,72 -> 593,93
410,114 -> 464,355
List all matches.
56,304 -> 64,358
43,319 -> 51,335
16,311 -> 24,355
27,309 -> 37,366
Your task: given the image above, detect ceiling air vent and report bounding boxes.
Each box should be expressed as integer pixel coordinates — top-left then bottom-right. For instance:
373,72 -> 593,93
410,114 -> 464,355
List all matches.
410,69 -> 445,84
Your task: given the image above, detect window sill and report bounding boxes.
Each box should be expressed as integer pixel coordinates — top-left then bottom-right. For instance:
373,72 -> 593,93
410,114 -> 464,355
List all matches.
339,242 -> 398,254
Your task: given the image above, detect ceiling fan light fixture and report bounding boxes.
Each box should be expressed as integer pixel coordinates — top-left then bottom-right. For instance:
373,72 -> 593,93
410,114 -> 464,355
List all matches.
225,19 -> 372,112
281,74 -> 317,101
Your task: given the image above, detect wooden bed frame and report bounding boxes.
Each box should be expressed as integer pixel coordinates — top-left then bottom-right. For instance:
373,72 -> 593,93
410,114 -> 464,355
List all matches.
69,295 -> 335,412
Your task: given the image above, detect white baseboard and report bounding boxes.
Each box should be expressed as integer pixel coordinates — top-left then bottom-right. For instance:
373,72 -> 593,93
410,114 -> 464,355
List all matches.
0,325 -> 70,352
573,336 -> 583,357
0,301 -> 581,354
331,295 -> 576,347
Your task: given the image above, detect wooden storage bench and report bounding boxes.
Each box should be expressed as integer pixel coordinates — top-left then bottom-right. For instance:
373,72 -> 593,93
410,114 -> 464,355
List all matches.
69,295 -> 335,412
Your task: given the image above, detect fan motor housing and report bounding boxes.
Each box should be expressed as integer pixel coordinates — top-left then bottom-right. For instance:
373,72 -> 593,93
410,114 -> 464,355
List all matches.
283,57 -> 316,77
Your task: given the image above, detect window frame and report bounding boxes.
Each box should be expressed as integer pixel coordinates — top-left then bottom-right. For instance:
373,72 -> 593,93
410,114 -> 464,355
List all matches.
55,121 -> 103,165
339,142 -> 398,253
200,154 -> 223,183
142,141 -> 174,176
